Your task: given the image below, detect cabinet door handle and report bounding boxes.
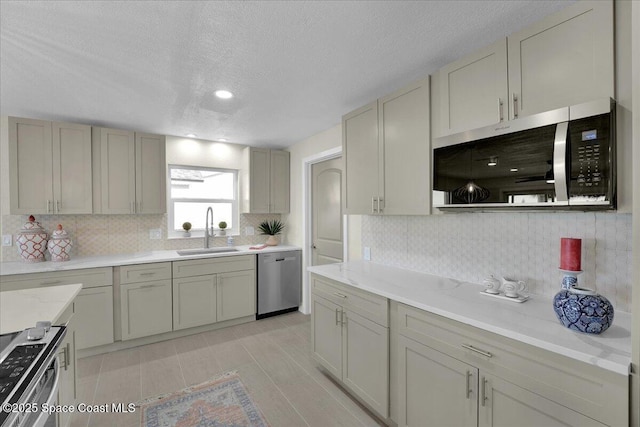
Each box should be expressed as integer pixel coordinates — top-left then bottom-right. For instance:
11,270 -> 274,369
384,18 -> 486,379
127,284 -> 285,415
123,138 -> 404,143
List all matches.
378,197 -> 384,213
333,292 -> 347,299
335,308 -> 340,326
59,343 -> 70,371
465,370 -> 472,399
341,311 -> 346,326
513,93 -> 519,118
46,200 -> 51,214
498,98 -> 504,122
462,344 -> 492,358
56,200 -> 60,213
371,197 -> 377,214
481,376 -> 488,407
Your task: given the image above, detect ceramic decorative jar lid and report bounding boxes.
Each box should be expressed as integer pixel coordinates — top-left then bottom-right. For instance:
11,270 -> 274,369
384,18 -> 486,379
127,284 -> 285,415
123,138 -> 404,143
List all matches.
16,215 -> 48,263
48,224 -> 72,262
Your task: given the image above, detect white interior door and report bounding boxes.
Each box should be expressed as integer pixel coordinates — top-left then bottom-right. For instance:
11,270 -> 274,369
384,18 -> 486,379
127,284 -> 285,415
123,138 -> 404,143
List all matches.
312,157 -> 343,265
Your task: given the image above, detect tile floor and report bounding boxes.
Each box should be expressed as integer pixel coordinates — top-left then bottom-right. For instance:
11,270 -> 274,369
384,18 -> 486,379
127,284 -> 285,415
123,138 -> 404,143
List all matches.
70,312 -> 385,427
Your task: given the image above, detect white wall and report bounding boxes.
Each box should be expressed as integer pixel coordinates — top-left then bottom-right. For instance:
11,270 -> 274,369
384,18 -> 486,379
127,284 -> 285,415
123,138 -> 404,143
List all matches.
283,124 -> 341,248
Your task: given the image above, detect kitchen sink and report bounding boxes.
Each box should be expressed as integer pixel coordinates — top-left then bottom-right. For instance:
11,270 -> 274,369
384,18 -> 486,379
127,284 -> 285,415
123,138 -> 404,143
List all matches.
177,247 -> 239,256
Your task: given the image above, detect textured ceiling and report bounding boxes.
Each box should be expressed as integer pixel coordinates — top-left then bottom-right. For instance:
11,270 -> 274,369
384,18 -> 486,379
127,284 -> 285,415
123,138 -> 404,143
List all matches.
0,1 -> 573,149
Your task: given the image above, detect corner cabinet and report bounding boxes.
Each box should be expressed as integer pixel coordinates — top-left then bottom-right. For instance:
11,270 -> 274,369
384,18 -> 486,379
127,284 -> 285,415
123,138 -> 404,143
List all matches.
242,147 -> 290,213
432,0 -> 613,137
92,127 -> 166,214
395,302 -> 626,427
7,117 -> 93,214
310,273 -> 389,419
343,77 -> 430,215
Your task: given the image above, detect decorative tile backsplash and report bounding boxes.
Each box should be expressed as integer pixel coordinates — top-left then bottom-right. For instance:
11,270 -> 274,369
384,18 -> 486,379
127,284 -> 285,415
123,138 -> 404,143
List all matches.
1,213 -> 281,262
362,212 -> 632,312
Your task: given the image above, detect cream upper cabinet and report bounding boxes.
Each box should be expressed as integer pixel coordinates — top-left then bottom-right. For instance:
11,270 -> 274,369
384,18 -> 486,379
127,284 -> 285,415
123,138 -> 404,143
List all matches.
135,132 -> 167,214
342,101 -> 380,215
379,78 -> 430,215
343,77 -> 430,215
433,39 -> 508,137
8,117 -> 92,214
433,0 -> 613,136
93,127 -> 166,214
242,147 -> 290,213
507,0 -> 613,120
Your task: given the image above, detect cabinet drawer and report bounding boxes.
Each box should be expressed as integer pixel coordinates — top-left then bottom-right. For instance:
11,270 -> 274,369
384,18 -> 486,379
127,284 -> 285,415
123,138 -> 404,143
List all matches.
311,274 -> 388,327
395,302 -> 627,427
173,255 -> 255,278
0,267 -> 112,291
119,262 -> 171,284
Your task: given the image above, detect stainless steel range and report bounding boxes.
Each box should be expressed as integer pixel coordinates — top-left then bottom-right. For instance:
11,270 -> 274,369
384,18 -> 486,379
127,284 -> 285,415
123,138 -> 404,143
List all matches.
0,323 -> 66,427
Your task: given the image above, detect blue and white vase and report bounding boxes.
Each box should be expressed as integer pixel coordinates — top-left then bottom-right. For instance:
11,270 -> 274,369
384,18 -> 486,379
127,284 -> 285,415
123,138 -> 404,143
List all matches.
553,287 -> 614,334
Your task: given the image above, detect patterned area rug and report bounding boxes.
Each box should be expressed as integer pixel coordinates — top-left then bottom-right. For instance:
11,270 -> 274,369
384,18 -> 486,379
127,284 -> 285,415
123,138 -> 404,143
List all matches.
139,371 -> 270,427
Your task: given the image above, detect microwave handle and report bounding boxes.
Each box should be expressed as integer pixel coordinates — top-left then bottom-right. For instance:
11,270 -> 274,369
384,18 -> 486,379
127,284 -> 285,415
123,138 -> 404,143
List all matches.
553,122 -> 569,202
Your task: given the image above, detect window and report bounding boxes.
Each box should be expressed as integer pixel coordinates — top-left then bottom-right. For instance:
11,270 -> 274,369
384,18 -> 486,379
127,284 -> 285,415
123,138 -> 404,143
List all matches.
168,165 -> 238,236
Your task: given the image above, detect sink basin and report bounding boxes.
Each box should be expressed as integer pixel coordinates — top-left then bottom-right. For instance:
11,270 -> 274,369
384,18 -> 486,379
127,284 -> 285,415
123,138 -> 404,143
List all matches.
177,248 -> 239,256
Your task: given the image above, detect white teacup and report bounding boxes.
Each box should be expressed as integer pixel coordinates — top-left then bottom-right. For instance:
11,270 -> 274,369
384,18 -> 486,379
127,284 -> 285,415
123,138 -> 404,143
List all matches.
483,275 -> 501,294
502,278 -> 527,298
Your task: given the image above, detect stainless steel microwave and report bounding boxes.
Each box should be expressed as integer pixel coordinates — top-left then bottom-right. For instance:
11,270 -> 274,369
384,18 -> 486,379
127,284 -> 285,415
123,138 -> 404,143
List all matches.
432,98 -> 616,210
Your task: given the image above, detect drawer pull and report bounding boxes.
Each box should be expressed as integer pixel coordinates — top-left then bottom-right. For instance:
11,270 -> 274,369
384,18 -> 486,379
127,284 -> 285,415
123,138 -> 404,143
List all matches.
462,344 -> 492,358
465,370 -> 472,399
40,281 -> 62,286
139,272 -> 156,276
140,284 -> 160,289
333,292 -> 347,299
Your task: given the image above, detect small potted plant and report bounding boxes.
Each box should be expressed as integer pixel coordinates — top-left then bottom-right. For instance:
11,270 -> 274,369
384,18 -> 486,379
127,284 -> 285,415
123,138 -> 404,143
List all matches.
182,222 -> 192,237
218,221 -> 228,236
258,219 -> 284,246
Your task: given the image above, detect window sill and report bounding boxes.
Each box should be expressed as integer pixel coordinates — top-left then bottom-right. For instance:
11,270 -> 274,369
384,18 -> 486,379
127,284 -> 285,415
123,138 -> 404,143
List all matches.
167,231 -> 240,240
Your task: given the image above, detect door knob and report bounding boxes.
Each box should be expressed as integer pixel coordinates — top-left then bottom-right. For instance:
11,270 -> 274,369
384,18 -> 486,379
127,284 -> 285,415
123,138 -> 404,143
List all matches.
312,244 -> 317,249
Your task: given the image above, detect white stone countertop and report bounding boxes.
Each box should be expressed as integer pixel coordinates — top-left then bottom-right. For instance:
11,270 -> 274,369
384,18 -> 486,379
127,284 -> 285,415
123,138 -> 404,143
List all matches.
0,283 -> 82,334
307,260 -> 632,376
0,245 -> 301,276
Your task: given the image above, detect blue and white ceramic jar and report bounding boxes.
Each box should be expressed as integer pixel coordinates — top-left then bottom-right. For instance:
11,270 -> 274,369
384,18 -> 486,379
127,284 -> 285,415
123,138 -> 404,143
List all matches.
553,287 -> 614,334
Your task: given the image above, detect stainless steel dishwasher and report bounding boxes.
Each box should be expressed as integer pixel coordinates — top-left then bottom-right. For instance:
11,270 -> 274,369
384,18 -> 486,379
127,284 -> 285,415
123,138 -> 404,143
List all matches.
257,250 -> 301,319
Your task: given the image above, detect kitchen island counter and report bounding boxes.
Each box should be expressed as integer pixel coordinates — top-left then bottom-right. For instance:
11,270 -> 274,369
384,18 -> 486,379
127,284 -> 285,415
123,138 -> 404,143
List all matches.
0,283 -> 82,333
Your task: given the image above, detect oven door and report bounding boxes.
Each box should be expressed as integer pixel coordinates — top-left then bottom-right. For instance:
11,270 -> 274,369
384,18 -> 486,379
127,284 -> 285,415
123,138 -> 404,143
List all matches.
20,357 -> 60,427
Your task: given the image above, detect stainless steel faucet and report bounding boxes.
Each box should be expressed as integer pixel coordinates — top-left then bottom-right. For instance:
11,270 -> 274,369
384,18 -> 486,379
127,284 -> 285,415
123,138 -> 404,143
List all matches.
204,206 -> 214,248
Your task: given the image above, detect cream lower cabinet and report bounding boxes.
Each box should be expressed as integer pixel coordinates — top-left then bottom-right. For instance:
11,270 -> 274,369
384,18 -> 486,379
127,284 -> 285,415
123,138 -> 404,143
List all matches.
310,274 -> 389,418
173,274 -> 217,330
217,270 -> 256,322
119,263 -> 173,340
75,286 -> 114,349
172,255 -> 256,330
0,267 -> 114,351
55,303 -> 76,427
395,302 -> 626,427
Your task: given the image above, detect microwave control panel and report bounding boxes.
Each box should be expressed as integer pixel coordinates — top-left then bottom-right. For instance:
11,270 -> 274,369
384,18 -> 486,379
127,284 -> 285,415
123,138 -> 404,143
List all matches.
569,114 -> 611,198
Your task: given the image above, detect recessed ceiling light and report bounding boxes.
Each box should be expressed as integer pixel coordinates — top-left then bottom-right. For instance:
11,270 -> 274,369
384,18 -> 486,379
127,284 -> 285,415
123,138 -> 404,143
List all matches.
546,179 -> 555,184
214,90 -> 233,99
218,138 -> 228,142
487,161 -> 497,167
487,157 -> 498,167
186,133 -> 197,138
510,168 -> 518,172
